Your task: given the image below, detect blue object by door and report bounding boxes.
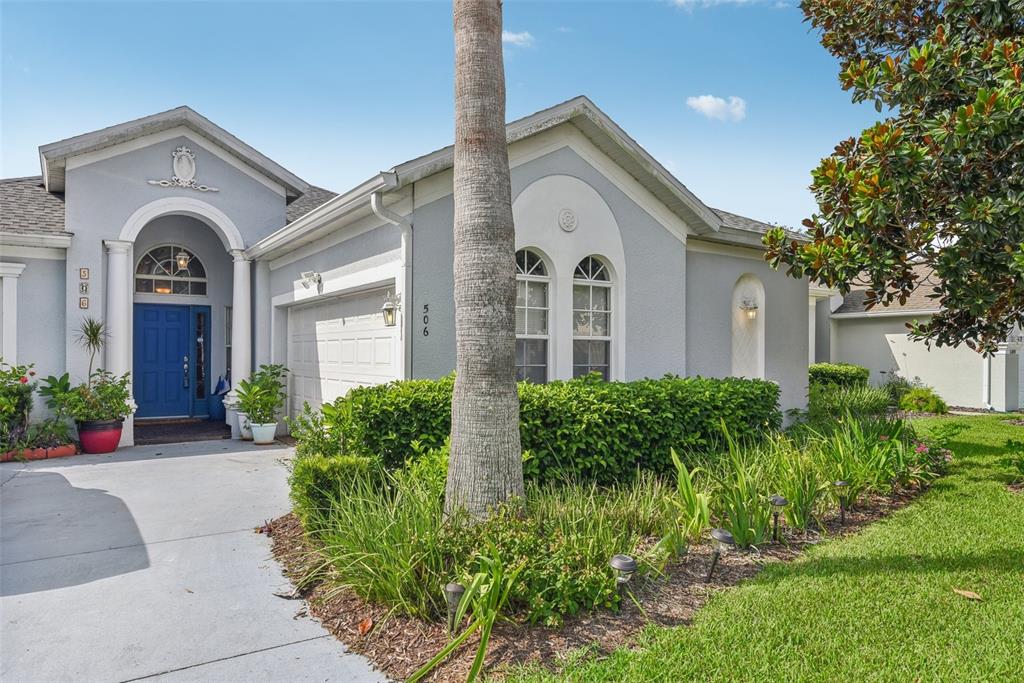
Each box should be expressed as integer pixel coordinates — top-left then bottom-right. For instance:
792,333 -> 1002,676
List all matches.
133,304 -> 191,418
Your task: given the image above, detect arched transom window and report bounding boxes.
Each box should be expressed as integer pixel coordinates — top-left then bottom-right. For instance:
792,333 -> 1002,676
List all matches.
135,245 -> 207,296
515,249 -> 549,383
572,256 -> 611,380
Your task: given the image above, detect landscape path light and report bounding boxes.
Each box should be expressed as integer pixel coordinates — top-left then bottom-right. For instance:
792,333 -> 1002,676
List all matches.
609,554 -> 638,596
770,494 -> 789,542
443,582 -> 465,634
834,480 -> 850,526
705,528 -> 735,582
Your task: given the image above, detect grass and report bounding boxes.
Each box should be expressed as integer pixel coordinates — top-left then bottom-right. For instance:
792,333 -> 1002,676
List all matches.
512,414 -> 1024,682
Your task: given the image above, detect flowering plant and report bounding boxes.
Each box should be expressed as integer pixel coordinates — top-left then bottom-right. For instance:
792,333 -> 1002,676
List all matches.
1,360 -> 36,449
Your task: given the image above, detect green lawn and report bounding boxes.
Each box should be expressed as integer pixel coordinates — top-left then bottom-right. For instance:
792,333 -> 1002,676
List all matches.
514,415 -> 1024,682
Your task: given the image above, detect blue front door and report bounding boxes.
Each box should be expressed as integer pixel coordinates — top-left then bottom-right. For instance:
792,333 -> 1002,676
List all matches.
133,304 -> 191,418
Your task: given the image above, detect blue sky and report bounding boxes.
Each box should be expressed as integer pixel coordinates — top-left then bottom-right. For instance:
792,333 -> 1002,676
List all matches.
1,0 -> 881,228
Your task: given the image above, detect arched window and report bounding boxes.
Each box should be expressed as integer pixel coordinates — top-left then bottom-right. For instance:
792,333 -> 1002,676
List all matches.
515,249 -> 549,383
135,245 -> 207,296
572,256 -> 611,380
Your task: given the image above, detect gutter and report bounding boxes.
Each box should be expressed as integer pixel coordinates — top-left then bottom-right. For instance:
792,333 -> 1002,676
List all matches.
0,232 -> 73,249
370,189 -> 413,380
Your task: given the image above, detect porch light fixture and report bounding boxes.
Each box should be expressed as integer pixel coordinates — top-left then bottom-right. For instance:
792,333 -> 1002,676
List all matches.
175,249 -> 191,271
705,528 -> 735,582
381,291 -> 400,327
443,582 -> 465,634
834,480 -> 850,526
299,271 -> 321,290
740,298 -> 759,320
770,494 -> 789,542
609,554 -> 638,595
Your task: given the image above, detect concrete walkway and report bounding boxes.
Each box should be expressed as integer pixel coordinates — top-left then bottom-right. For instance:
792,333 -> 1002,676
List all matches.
0,440 -> 386,682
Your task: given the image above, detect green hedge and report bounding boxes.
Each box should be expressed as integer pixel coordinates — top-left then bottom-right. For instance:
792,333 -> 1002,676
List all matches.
289,454 -> 378,528
808,362 -> 870,389
338,374 -> 781,483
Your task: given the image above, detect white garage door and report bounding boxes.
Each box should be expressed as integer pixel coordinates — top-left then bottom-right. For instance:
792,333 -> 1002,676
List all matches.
287,288 -> 399,417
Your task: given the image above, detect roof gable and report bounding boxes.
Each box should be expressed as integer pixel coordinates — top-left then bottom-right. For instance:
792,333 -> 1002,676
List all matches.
38,106 -> 309,200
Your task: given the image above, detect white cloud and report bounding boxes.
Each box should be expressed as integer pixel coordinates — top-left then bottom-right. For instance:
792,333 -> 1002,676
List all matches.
686,94 -> 747,122
502,31 -> 535,48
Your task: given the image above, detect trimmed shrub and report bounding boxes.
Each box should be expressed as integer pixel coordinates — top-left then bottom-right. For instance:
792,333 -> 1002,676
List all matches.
337,374 -> 782,483
289,454 -> 379,528
809,362 -> 870,389
899,387 -> 948,414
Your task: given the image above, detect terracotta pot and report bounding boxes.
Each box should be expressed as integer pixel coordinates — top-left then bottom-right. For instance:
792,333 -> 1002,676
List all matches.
78,419 -> 124,454
19,448 -> 48,461
46,444 -> 78,459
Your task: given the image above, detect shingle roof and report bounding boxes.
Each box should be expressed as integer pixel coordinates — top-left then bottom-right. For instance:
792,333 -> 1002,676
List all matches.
834,264 -> 941,314
286,184 -> 337,224
0,176 -> 68,236
713,208 -> 805,241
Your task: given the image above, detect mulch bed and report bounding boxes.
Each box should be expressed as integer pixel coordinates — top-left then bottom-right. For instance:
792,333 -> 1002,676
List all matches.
267,486 -> 926,682
1002,419 -> 1024,427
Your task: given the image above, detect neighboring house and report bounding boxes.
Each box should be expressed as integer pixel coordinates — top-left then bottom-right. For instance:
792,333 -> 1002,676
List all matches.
822,264 -> 1020,411
0,96 -> 830,446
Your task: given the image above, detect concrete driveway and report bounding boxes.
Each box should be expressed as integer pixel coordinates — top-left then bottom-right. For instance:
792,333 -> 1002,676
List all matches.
0,440 -> 385,682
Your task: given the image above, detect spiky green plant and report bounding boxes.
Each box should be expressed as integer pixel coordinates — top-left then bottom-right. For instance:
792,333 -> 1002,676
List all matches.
75,317 -> 106,385
714,422 -> 772,548
658,448 -> 711,556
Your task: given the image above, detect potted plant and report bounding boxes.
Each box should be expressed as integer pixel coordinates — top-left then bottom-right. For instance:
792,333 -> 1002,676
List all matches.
236,364 -> 287,445
49,318 -> 134,454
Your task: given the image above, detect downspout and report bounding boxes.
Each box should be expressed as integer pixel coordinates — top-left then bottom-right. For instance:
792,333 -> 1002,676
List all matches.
982,353 -> 993,411
370,190 -> 413,379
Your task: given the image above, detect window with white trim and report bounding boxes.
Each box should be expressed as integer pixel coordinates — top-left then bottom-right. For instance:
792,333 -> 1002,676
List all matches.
135,245 -> 207,296
515,249 -> 549,383
572,256 -> 611,380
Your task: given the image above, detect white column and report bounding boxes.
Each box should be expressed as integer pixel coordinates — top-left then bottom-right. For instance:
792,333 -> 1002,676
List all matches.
808,297 -> 817,366
253,259 -> 271,366
226,249 -> 252,438
104,240 -> 135,446
0,262 -> 27,364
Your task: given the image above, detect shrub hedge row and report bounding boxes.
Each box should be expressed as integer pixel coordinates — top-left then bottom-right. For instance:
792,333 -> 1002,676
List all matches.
808,362 -> 870,389
339,374 -> 781,483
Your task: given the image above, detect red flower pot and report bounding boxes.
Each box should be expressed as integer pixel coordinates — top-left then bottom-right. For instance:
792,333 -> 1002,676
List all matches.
77,419 -> 124,454
46,444 -> 78,459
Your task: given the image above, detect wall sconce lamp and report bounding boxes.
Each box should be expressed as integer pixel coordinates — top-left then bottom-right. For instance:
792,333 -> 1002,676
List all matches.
740,298 -> 759,320
299,271 -> 322,290
381,291 -> 401,327
175,249 -> 191,271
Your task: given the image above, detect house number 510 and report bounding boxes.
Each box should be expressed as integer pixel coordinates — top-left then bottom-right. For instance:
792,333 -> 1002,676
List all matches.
422,304 -> 429,337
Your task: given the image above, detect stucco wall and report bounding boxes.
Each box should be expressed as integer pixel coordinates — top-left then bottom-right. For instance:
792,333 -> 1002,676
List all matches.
830,314 -> 1012,409
686,246 -> 809,415
132,215 -> 233,391
410,145 -> 688,381
62,132 -> 287,382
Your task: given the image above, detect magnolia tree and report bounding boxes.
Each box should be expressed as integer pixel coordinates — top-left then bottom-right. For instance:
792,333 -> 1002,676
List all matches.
764,0 -> 1024,353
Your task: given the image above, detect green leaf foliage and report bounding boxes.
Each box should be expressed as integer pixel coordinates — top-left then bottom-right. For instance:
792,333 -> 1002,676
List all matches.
334,374 -> 782,481
765,1 -> 1024,353
808,362 -> 870,389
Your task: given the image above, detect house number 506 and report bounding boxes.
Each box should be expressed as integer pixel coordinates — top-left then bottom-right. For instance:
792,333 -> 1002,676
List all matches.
422,304 -> 429,337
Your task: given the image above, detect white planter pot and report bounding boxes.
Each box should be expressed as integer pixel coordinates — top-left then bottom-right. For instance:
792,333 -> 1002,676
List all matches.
250,422 -> 277,445
237,412 -> 253,441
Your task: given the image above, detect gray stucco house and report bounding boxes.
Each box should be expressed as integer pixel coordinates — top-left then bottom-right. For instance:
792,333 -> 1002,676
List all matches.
819,264 -> 1020,412
0,97 -> 827,446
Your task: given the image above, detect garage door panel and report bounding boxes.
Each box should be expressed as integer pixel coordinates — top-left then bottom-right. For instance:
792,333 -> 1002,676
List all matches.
287,289 -> 399,416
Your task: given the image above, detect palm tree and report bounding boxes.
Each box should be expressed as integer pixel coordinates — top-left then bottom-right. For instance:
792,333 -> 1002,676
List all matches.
445,0 -> 524,518
76,317 -> 106,386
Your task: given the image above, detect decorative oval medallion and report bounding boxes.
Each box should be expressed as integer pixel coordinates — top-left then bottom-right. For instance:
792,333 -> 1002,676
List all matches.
172,147 -> 196,182
558,208 -> 578,233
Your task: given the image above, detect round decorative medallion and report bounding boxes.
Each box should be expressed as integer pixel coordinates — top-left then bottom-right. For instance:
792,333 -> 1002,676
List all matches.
558,208 -> 578,233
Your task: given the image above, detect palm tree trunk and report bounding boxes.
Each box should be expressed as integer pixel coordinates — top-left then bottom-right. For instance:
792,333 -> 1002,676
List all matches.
445,0 -> 524,519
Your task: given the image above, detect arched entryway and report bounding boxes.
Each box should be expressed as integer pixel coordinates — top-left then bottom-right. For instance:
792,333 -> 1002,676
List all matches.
105,197 -> 251,445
